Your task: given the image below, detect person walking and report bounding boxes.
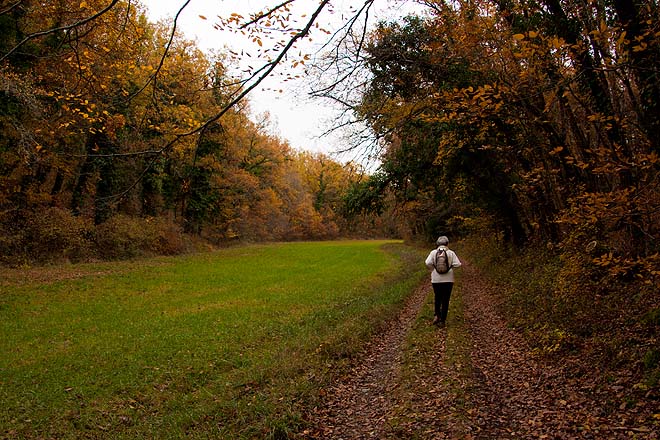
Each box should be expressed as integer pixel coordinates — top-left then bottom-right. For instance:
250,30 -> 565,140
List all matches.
425,235 -> 461,326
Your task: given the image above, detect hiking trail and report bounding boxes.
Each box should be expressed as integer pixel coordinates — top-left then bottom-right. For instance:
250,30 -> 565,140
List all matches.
303,260 -> 659,439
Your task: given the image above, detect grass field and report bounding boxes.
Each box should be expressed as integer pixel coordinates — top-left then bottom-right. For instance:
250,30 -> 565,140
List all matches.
0,240 -> 426,439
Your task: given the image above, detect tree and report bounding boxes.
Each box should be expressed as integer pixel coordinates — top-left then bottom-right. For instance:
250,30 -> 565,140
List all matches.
348,0 -> 658,283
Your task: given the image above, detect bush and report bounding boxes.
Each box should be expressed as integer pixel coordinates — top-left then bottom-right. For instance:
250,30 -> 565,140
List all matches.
1,207 -> 95,264
148,217 -> 189,255
95,215 -> 188,260
0,209 -> 192,266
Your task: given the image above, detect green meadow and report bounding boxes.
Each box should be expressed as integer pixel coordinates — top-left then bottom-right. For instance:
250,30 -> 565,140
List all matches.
0,240 -> 426,439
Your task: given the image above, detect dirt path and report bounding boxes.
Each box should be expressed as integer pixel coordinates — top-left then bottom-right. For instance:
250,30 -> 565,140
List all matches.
306,280 -> 431,439
457,263 -> 658,439
304,260 -> 659,439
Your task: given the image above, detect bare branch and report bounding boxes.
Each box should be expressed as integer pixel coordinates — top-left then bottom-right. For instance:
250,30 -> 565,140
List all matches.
188,0 -> 331,138
239,0 -> 296,29
0,0 -> 122,62
311,1 -> 375,97
75,149 -> 164,158
0,1 -> 23,16
128,0 -> 193,102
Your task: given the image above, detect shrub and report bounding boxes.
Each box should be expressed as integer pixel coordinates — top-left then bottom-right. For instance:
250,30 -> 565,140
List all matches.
148,217 -> 188,255
3,207 -> 95,264
95,215 -> 187,260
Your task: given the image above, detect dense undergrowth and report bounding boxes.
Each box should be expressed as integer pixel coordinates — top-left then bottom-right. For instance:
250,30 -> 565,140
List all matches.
0,210 -> 196,266
0,209 -> 382,267
459,234 -> 660,395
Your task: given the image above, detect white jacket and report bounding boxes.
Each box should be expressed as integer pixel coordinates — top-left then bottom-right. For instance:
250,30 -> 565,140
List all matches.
425,246 -> 462,283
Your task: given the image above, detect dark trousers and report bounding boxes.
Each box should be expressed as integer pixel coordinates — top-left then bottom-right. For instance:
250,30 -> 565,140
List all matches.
432,282 -> 453,322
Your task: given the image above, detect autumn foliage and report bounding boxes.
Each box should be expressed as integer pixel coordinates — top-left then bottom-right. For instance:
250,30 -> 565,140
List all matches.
1,0 -> 659,431
347,0 -> 659,387
0,0 -> 382,265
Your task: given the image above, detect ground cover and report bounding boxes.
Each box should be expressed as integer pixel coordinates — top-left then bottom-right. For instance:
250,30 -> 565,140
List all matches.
0,240 -> 422,439
304,243 -> 659,439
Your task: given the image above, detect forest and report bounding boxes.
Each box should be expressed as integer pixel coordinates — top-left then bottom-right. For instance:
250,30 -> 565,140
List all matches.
0,0 -> 400,266
1,0 -> 659,414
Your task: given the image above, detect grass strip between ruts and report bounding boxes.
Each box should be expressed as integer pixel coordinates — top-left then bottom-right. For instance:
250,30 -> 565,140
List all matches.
386,260 -> 474,438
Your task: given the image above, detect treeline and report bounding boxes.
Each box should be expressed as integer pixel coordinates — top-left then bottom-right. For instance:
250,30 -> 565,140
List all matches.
0,1 -> 394,265
345,1 -> 659,384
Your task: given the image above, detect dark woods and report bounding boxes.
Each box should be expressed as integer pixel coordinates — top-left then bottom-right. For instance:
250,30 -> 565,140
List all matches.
356,1 -> 659,286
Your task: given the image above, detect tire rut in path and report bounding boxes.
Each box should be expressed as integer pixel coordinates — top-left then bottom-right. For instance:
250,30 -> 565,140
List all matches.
459,261 -> 659,439
306,281 -> 431,439
305,260 -> 659,439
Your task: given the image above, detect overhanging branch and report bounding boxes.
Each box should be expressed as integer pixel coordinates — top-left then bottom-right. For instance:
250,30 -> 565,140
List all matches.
0,0 -> 122,62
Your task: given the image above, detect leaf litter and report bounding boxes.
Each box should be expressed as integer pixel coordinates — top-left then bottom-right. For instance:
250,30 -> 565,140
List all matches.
301,260 -> 659,439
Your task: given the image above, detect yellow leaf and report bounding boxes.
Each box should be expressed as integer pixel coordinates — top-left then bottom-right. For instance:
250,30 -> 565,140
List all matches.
80,1 -> 87,8
528,31 -> 538,38
513,34 -> 525,40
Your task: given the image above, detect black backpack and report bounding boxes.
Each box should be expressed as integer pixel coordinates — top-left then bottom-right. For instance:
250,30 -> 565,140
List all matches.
434,248 -> 450,274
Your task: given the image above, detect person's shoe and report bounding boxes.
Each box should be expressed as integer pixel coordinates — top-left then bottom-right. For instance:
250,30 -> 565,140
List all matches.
432,316 -> 439,325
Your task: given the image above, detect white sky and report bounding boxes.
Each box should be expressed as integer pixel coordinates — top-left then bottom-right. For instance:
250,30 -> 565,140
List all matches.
138,0 -> 427,161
